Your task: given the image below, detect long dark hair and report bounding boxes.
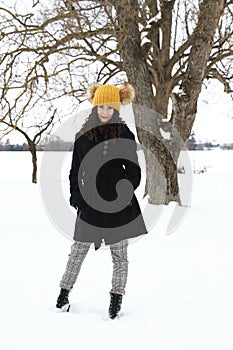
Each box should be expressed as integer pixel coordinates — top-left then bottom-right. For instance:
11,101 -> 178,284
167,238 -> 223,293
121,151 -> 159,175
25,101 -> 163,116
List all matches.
80,106 -> 127,142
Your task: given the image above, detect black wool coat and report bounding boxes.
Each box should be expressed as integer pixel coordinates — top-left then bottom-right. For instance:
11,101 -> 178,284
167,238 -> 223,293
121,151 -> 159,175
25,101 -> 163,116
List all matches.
69,122 -> 148,249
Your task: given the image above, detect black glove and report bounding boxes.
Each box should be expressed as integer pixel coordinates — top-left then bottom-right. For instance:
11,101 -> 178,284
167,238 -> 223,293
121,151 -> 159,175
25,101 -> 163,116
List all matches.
69,196 -> 78,210
69,195 -> 87,212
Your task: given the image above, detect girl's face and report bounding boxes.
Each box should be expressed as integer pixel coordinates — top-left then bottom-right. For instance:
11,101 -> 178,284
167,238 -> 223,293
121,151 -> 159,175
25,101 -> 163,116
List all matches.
97,105 -> 114,123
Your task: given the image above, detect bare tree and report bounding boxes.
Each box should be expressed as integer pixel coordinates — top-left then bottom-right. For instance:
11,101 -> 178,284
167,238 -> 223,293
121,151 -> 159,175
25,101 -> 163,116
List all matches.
109,0 -> 232,203
0,0 -> 232,201
0,96 -> 56,183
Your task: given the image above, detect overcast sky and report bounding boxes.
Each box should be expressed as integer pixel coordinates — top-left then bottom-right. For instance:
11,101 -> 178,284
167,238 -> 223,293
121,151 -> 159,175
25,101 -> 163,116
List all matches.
194,80 -> 232,143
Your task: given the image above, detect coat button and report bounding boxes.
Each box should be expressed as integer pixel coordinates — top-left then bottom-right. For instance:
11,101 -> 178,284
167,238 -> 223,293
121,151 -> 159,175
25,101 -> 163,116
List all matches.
104,140 -> 109,144
103,150 -> 107,155
104,144 -> 108,149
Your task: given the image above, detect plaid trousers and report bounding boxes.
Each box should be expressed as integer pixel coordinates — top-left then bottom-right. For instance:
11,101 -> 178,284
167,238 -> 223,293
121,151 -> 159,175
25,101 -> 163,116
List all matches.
59,239 -> 128,295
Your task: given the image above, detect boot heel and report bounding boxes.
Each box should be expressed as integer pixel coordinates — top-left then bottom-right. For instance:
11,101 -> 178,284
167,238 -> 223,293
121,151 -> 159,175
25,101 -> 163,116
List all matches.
61,303 -> 70,312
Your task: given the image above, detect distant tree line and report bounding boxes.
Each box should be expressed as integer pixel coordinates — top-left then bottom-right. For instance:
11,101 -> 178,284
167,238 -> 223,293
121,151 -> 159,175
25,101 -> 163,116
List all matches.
186,132 -> 233,150
0,136 -> 73,151
0,133 -> 232,151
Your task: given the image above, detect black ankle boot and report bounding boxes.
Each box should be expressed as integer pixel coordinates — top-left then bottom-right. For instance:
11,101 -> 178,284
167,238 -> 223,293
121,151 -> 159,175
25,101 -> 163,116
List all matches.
108,292 -> 123,319
56,288 -> 70,312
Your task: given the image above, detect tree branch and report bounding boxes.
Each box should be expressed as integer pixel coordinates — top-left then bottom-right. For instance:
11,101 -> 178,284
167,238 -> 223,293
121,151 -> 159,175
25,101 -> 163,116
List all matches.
207,67 -> 233,93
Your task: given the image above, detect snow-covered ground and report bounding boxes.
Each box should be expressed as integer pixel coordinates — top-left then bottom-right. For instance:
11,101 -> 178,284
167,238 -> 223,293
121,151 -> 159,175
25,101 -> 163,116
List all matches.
1,150 -> 233,350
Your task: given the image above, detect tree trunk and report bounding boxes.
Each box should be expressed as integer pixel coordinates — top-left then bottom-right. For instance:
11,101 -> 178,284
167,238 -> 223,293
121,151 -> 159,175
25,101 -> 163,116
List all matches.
170,94 -> 196,141
144,143 -> 181,205
154,82 -> 171,118
28,140 -> 37,184
133,103 -> 183,204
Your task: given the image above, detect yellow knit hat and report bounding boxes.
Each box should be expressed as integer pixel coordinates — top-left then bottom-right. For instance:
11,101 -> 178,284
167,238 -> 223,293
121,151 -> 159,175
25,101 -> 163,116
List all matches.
92,84 -> 120,111
87,82 -> 135,112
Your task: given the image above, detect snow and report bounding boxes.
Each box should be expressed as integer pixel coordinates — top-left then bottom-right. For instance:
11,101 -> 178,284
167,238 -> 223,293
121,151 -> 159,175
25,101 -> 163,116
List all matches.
159,127 -> 171,140
1,150 -> 233,350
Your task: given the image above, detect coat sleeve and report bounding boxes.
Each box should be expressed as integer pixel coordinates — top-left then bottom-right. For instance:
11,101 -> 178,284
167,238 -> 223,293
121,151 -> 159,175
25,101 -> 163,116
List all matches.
122,129 -> 141,191
69,132 -> 86,209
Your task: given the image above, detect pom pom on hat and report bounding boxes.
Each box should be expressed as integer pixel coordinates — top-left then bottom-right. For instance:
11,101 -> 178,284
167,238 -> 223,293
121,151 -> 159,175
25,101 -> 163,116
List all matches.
87,83 -> 101,103
120,82 -> 135,104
